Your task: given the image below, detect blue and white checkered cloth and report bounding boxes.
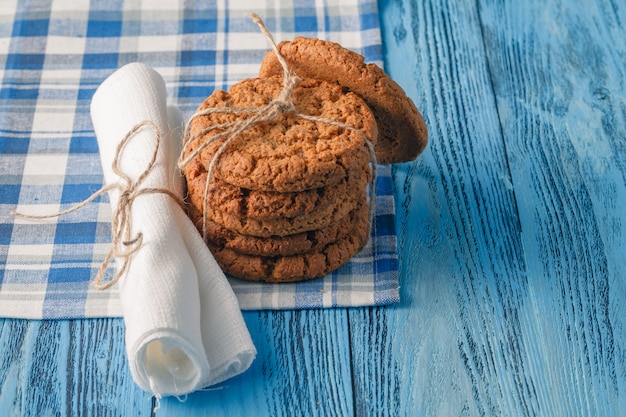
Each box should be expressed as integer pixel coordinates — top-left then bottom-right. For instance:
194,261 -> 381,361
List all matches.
0,0 -> 399,319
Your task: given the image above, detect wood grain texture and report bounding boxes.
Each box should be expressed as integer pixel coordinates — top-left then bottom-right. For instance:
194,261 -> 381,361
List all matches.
478,0 -> 626,415
156,309 -> 354,417
349,0 -> 531,415
0,318 -> 151,416
347,0 -> 626,415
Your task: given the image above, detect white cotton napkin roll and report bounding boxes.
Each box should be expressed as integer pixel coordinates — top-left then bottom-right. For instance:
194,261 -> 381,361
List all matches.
90,62 -> 256,397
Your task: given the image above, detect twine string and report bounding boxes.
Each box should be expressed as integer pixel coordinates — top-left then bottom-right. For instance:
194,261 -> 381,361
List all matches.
178,13 -> 377,240
11,120 -> 183,290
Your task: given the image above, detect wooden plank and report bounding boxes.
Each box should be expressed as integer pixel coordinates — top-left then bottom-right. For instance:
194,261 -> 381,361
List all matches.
0,318 -> 152,416
477,0 -> 626,415
348,0 -> 537,415
348,0 -> 626,415
156,309 -> 354,417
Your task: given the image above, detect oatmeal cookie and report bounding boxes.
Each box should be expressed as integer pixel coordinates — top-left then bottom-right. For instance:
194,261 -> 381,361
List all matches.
259,37 -> 428,163
182,76 -> 377,193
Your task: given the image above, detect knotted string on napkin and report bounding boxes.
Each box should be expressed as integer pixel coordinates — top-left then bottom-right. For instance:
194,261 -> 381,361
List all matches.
178,13 -> 378,241
12,120 -> 184,290
89,62 -> 256,397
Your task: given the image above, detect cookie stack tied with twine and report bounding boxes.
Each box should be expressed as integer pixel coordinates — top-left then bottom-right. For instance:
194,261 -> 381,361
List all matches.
180,14 -> 427,283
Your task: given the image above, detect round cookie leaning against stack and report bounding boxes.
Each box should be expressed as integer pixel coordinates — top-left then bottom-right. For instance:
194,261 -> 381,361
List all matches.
259,37 -> 429,164
182,75 -> 378,282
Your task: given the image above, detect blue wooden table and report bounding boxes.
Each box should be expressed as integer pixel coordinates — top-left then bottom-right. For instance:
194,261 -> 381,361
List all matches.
2,0 -> 626,415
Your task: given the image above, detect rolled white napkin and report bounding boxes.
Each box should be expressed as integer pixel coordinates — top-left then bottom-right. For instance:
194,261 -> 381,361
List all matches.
90,62 -> 256,397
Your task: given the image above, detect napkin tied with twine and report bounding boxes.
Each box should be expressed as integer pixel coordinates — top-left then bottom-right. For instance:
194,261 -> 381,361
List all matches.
89,62 -> 256,397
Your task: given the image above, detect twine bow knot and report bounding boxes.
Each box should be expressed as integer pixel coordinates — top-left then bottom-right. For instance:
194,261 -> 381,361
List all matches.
12,120 -> 183,290
95,120 -> 171,289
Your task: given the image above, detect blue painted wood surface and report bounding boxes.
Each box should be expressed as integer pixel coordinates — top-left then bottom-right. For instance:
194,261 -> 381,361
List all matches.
1,0 -> 626,415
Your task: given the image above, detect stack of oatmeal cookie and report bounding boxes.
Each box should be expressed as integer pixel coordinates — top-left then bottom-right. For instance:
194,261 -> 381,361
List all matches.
182,38 -> 427,282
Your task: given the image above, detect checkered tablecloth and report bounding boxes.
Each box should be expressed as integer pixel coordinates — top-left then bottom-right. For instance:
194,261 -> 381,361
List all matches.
0,0 -> 399,319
